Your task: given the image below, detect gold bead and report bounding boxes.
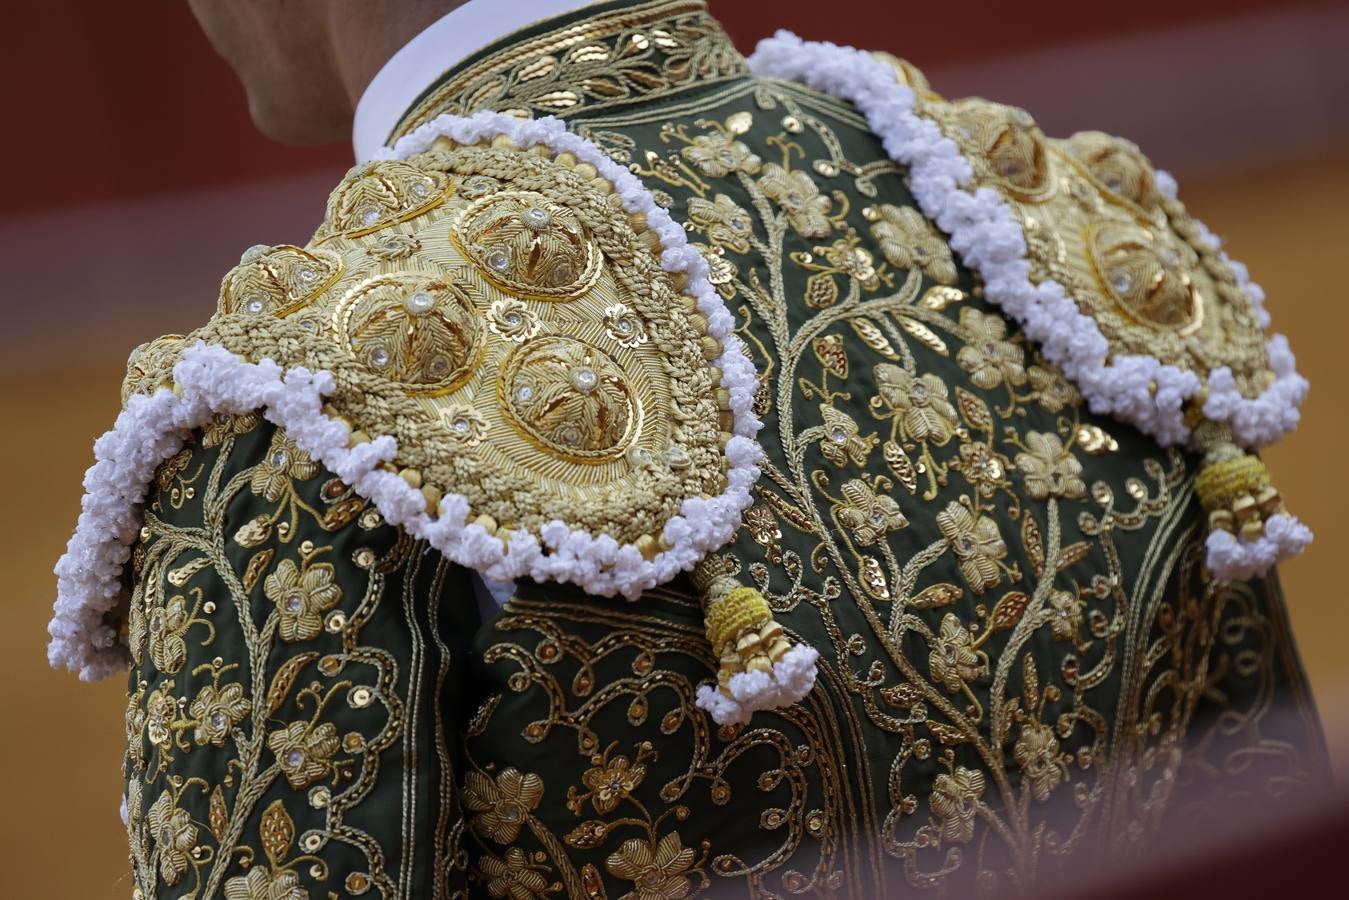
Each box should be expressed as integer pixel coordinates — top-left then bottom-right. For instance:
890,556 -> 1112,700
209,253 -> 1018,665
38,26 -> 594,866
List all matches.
1208,509 -> 1235,533
399,468 -> 422,489
688,313 -> 709,334
668,271 -> 690,292
349,430 -> 371,446
747,655 -> 774,675
589,177 -> 615,195
473,513 -> 498,533
636,534 -> 658,560
715,388 -> 732,410
573,162 -> 598,179
554,151 -> 578,167
421,484 -> 442,513
1232,493 -> 1258,522
708,366 -> 723,387
701,336 -> 723,360
629,212 -> 648,232
491,134 -> 516,150
1240,518 -> 1265,540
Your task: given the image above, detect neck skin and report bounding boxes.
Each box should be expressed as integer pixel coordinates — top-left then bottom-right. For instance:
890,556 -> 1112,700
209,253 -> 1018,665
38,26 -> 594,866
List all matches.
326,1 -> 470,112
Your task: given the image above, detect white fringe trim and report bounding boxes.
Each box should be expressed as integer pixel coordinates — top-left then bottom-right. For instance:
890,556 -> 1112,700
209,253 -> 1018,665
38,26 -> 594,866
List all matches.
695,644 -> 820,727
749,33 -> 1310,579
49,112 -> 765,681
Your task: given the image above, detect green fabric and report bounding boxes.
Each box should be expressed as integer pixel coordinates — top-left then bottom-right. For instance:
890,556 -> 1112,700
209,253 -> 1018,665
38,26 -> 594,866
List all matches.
121,14 -> 1326,898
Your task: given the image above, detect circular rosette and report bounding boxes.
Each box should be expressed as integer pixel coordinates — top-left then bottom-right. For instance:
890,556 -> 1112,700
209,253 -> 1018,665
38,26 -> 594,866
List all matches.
218,244 -> 343,316
1088,221 -> 1203,333
452,190 -> 602,299
336,272 -> 482,394
315,159 -> 449,240
1062,131 -> 1164,219
500,336 -> 638,461
946,99 -> 1053,200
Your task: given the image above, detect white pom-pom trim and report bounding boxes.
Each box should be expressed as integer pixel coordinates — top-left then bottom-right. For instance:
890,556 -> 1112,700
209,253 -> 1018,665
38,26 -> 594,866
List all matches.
748,33 -> 1305,452
749,32 -> 1310,578
50,112 -> 766,680
695,644 -> 820,726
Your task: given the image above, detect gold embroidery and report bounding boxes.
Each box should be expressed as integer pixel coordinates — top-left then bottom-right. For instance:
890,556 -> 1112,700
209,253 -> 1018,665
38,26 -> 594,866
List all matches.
390,1 -> 748,140
129,136 -> 729,550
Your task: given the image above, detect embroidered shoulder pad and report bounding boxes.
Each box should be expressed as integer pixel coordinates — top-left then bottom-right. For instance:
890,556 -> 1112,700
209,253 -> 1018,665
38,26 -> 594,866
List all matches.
107,115 -> 763,608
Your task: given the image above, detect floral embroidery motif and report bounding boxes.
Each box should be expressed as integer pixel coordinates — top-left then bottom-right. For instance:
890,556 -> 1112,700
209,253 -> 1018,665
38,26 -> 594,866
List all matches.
686,194 -> 753,254
1016,431 -> 1086,500
928,613 -> 983,693
189,681 -> 249,747
955,307 -> 1028,389
250,433 -> 319,501
146,792 -> 199,886
930,767 -> 986,844
873,365 -> 958,445
819,404 -> 877,467
869,203 -> 957,284
605,832 -> 699,900
268,720 -> 341,789
758,163 -> 832,237
681,131 -> 762,178
834,478 -> 907,546
463,768 -> 546,844
264,558 -> 342,643
936,499 -> 1008,593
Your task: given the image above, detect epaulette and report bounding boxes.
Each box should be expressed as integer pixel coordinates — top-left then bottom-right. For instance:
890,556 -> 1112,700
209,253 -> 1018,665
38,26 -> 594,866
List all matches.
752,33 -> 1311,582
54,113 -> 822,722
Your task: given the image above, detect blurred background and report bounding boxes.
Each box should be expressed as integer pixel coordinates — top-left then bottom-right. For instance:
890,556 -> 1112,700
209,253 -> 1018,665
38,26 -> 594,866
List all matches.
2,1 -> 1346,896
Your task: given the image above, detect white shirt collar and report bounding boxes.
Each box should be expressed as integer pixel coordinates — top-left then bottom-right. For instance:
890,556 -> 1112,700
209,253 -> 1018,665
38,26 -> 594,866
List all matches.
353,0 -> 600,162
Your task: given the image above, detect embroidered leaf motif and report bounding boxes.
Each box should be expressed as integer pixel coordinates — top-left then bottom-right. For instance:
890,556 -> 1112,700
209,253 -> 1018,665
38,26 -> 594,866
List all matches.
1077,423 -> 1119,455
928,721 -> 968,746
580,863 -> 609,900
920,285 -> 966,310
167,557 -> 210,588
898,317 -> 948,355
1022,653 -> 1040,710
805,271 -> 839,309
859,556 -> 890,600
265,652 -> 320,715
260,799 -> 294,866
1021,515 -> 1044,576
812,333 -> 849,379
956,387 -> 993,432
565,820 -> 610,849
1057,542 -> 1091,571
233,515 -> 272,548
581,76 -> 628,99
911,583 -> 962,609
243,549 -> 274,593
849,317 -> 899,360
883,441 -> 919,494
988,591 -> 1032,633
208,785 -> 228,842
881,683 -> 923,706
322,498 -> 366,530
758,489 -> 816,535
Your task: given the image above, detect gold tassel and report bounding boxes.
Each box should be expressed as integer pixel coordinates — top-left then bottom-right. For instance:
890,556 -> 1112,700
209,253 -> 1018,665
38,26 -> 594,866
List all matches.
692,557 -> 794,699
1192,421 -> 1286,542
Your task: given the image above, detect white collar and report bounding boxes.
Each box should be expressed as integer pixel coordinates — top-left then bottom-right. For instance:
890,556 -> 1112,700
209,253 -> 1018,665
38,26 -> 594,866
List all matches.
353,0 -> 599,162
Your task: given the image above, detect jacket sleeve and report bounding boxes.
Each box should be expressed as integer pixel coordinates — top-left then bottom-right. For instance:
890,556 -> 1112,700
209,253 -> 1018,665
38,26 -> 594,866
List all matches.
1166,568 -> 1329,830
122,415 -> 480,897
